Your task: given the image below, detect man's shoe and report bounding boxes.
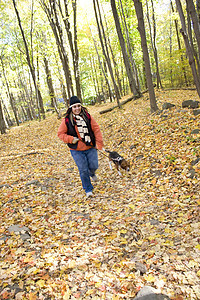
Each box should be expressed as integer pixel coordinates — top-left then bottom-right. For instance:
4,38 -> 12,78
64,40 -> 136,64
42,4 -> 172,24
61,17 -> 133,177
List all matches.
86,191 -> 93,197
91,175 -> 98,182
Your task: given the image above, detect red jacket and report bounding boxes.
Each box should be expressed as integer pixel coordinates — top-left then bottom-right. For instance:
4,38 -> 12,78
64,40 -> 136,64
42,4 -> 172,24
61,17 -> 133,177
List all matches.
58,114 -> 104,151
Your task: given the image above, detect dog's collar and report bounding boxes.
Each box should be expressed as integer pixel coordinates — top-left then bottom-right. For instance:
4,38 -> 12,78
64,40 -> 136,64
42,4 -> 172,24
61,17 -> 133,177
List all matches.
112,156 -> 123,164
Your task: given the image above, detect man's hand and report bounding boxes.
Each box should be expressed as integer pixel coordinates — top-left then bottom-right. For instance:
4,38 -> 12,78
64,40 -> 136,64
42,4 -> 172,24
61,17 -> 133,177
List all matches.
72,137 -> 79,144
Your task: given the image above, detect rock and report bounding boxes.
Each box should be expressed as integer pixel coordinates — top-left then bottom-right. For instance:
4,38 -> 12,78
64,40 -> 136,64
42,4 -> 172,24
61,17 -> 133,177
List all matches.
8,225 -> 29,234
25,180 -> 41,186
188,168 -> 196,179
141,241 -> 149,250
162,102 -> 175,110
191,158 -> 200,166
135,286 -> 158,298
20,233 -> 31,241
193,109 -> 200,116
135,262 -> 147,274
182,100 -> 200,109
134,286 -> 171,299
191,129 -> 200,134
150,219 -> 160,225
0,184 -> 10,189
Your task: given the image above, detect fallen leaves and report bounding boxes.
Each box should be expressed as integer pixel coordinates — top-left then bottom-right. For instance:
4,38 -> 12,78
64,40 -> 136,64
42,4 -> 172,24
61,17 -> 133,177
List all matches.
0,90 -> 200,299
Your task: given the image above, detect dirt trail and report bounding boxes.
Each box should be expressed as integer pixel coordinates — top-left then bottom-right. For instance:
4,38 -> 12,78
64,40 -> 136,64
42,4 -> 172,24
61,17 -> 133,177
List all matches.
0,90 -> 200,299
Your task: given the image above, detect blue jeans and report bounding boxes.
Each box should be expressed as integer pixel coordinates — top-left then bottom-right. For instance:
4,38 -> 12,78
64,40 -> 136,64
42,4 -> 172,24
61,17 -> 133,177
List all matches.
70,148 -> 98,193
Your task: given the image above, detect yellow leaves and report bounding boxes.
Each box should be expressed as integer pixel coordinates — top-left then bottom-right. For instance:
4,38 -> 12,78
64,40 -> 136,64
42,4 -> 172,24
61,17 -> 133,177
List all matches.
1,90 -> 200,299
151,178 -> 157,185
195,244 -> 200,250
67,259 -> 76,268
36,280 -> 45,288
86,289 -> 95,296
128,204 -> 135,210
162,240 -> 174,247
144,274 -> 155,282
120,237 -> 128,245
63,288 -> 71,300
105,233 -> 117,242
29,292 -> 37,300
177,218 -> 183,224
158,185 -> 165,192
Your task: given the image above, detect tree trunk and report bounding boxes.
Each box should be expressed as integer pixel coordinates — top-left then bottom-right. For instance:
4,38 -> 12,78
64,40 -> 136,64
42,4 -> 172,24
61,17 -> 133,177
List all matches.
146,0 -> 162,89
94,0 -> 121,108
89,24 -> 113,102
0,55 -> 20,125
58,0 -> 82,100
89,55 -> 99,99
133,0 -> 158,113
0,98 -> 6,134
197,0 -> 200,23
43,55 -> 59,114
53,51 -> 68,107
102,3 -> 123,96
186,0 -> 200,72
170,0 -> 188,86
119,0 -> 140,91
40,0 -> 74,99
12,0 -> 45,120
1,95 -> 13,127
186,3 -> 200,78
111,0 -> 140,97
175,0 -> 200,96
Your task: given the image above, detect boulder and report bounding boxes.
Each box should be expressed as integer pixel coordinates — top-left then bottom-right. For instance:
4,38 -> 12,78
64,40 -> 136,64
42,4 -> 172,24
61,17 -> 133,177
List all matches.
193,109 -> 200,116
162,102 -> 175,110
134,286 -> 171,299
182,100 -> 200,109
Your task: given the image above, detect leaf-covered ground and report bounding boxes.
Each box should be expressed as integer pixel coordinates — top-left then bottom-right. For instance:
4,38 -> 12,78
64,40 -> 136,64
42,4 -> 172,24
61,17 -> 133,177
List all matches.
0,89 -> 200,300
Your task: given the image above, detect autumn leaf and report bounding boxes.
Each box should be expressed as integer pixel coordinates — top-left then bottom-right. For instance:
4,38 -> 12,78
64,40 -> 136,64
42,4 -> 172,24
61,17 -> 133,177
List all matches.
0,90 -> 200,299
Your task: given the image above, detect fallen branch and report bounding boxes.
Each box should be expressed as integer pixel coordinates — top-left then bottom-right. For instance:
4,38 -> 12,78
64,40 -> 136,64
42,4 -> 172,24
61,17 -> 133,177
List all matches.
99,96 -> 134,114
0,149 -> 51,161
99,87 -> 152,115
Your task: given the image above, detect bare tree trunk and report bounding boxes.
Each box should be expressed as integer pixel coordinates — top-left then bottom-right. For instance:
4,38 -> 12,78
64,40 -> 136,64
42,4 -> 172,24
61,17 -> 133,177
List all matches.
101,3 -> 123,96
133,0 -> 158,113
40,0 -> 74,99
58,0 -> 82,100
89,55 -> 99,99
146,0 -> 163,89
0,55 -> 20,125
89,24 -> 113,102
0,98 -> 6,134
53,51 -> 68,107
186,0 -> 200,72
170,0 -> 188,86
118,0 -> 140,91
111,0 -> 140,97
43,55 -> 59,114
197,0 -> 200,23
18,52 -> 37,119
94,0 -> 121,107
1,93 -> 13,127
14,54 -> 35,120
175,0 -> 200,96
186,4 -> 200,77
12,0 -> 45,120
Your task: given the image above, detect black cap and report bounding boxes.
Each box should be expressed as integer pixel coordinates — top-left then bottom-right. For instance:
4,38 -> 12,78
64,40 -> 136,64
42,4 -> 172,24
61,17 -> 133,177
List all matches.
69,96 -> 81,107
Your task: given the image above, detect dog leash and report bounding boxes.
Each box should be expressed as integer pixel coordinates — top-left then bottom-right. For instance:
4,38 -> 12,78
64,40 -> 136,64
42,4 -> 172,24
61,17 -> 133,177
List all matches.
97,148 -> 109,158
76,138 -> 109,158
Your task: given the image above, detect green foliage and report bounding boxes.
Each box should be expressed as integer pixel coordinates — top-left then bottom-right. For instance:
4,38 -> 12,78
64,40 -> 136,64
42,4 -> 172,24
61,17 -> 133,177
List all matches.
0,0 -> 198,122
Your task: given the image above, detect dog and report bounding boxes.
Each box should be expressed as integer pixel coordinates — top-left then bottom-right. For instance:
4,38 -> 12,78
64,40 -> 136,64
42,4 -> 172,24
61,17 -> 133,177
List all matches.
105,150 -> 130,176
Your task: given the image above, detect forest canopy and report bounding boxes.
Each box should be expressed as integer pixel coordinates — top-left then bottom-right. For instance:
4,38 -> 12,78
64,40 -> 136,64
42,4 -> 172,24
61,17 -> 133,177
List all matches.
0,0 -> 200,132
